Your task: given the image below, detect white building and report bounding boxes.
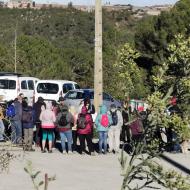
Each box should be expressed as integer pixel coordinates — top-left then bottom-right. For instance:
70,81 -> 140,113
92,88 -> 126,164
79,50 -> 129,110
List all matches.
7,0 -> 33,8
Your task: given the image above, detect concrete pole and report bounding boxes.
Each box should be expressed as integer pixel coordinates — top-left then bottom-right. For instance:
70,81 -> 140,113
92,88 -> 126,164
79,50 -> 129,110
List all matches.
94,0 -> 103,113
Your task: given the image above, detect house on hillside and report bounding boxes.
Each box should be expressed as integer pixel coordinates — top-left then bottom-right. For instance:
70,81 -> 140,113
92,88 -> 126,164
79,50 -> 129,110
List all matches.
6,0 -> 33,8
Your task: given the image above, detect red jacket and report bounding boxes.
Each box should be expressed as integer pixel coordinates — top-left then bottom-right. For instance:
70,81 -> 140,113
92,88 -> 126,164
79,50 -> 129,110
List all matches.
77,106 -> 93,135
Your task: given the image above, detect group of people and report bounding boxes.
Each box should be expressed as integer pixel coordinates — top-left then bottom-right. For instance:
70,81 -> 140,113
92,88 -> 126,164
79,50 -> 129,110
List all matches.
0,94 -> 138,155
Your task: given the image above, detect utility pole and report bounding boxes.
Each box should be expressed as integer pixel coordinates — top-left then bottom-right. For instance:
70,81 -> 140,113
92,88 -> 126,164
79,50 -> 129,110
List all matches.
94,0 -> 103,113
14,26 -> 17,73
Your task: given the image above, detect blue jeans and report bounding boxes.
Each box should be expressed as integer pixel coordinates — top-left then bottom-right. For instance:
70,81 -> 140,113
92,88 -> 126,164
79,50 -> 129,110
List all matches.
11,120 -> 22,144
99,131 -> 108,153
0,120 -> 5,140
60,130 -> 73,152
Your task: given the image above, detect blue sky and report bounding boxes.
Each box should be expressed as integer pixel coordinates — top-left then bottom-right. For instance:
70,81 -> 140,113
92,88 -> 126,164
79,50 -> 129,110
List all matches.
35,0 -> 179,6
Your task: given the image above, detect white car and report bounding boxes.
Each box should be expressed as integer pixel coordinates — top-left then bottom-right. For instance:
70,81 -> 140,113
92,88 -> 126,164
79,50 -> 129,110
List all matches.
0,72 -> 39,104
35,80 -> 80,102
64,89 -> 122,113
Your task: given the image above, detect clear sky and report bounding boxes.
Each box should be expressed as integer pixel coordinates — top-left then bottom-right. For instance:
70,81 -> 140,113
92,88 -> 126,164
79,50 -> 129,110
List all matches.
35,0 -> 179,6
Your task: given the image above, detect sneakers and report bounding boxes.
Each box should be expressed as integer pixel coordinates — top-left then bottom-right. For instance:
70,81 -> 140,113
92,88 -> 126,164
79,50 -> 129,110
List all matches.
62,150 -> 67,154
68,151 -> 73,155
41,150 -> 46,153
90,152 -> 96,156
48,150 -> 53,153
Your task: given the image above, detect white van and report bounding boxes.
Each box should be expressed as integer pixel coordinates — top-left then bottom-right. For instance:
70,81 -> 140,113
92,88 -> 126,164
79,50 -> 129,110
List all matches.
0,72 -> 39,104
35,80 -> 80,102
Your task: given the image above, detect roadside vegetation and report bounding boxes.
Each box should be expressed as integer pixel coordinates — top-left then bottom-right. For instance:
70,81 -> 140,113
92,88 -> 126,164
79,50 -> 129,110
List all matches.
0,0 -> 190,189
119,33 -> 190,190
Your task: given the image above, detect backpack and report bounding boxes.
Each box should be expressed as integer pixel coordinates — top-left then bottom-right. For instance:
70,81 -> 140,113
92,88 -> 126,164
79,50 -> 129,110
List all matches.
77,114 -> 86,129
6,104 -> 16,118
22,109 -> 33,123
100,114 -> 109,127
58,113 -> 68,127
110,110 -> 118,126
129,119 -> 144,135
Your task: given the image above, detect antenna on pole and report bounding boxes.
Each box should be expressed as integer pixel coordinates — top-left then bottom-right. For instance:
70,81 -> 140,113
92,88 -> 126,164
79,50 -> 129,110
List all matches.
94,0 -> 103,113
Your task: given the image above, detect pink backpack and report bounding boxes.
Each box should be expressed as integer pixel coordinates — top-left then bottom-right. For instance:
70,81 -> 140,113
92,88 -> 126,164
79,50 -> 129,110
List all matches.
100,114 -> 109,127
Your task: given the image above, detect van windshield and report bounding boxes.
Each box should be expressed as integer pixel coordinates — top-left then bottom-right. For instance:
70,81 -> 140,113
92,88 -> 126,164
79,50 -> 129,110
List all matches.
37,83 -> 59,94
63,83 -> 74,94
0,79 -> 16,89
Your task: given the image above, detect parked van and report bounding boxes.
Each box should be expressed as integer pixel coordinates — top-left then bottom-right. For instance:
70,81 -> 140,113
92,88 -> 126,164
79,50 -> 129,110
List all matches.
35,80 -> 80,102
0,72 -> 39,104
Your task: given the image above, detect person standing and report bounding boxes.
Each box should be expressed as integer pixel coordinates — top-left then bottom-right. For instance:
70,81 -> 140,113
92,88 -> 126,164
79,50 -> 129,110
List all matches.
51,100 -> 59,148
84,97 -> 95,114
57,97 -> 65,113
69,106 -> 78,153
78,96 -> 95,115
40,101 -> 56,153
10,95 -> 23,144
0,104 -> 5,142
121,101 -> 131,143
108,104 -> 123,153
95,105 -> 112,154
33,97 -> 45,147
77,106 -> 95,155
56,105 -> 74,154
22,99 -> 35,151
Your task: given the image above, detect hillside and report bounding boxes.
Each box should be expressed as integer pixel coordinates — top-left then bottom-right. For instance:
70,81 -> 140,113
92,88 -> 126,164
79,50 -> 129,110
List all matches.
0,7 -> 137,89
0,0 -> 189,99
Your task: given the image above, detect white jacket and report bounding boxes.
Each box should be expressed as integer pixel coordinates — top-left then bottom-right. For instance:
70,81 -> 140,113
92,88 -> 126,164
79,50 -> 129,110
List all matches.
108,109 -> 123,130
